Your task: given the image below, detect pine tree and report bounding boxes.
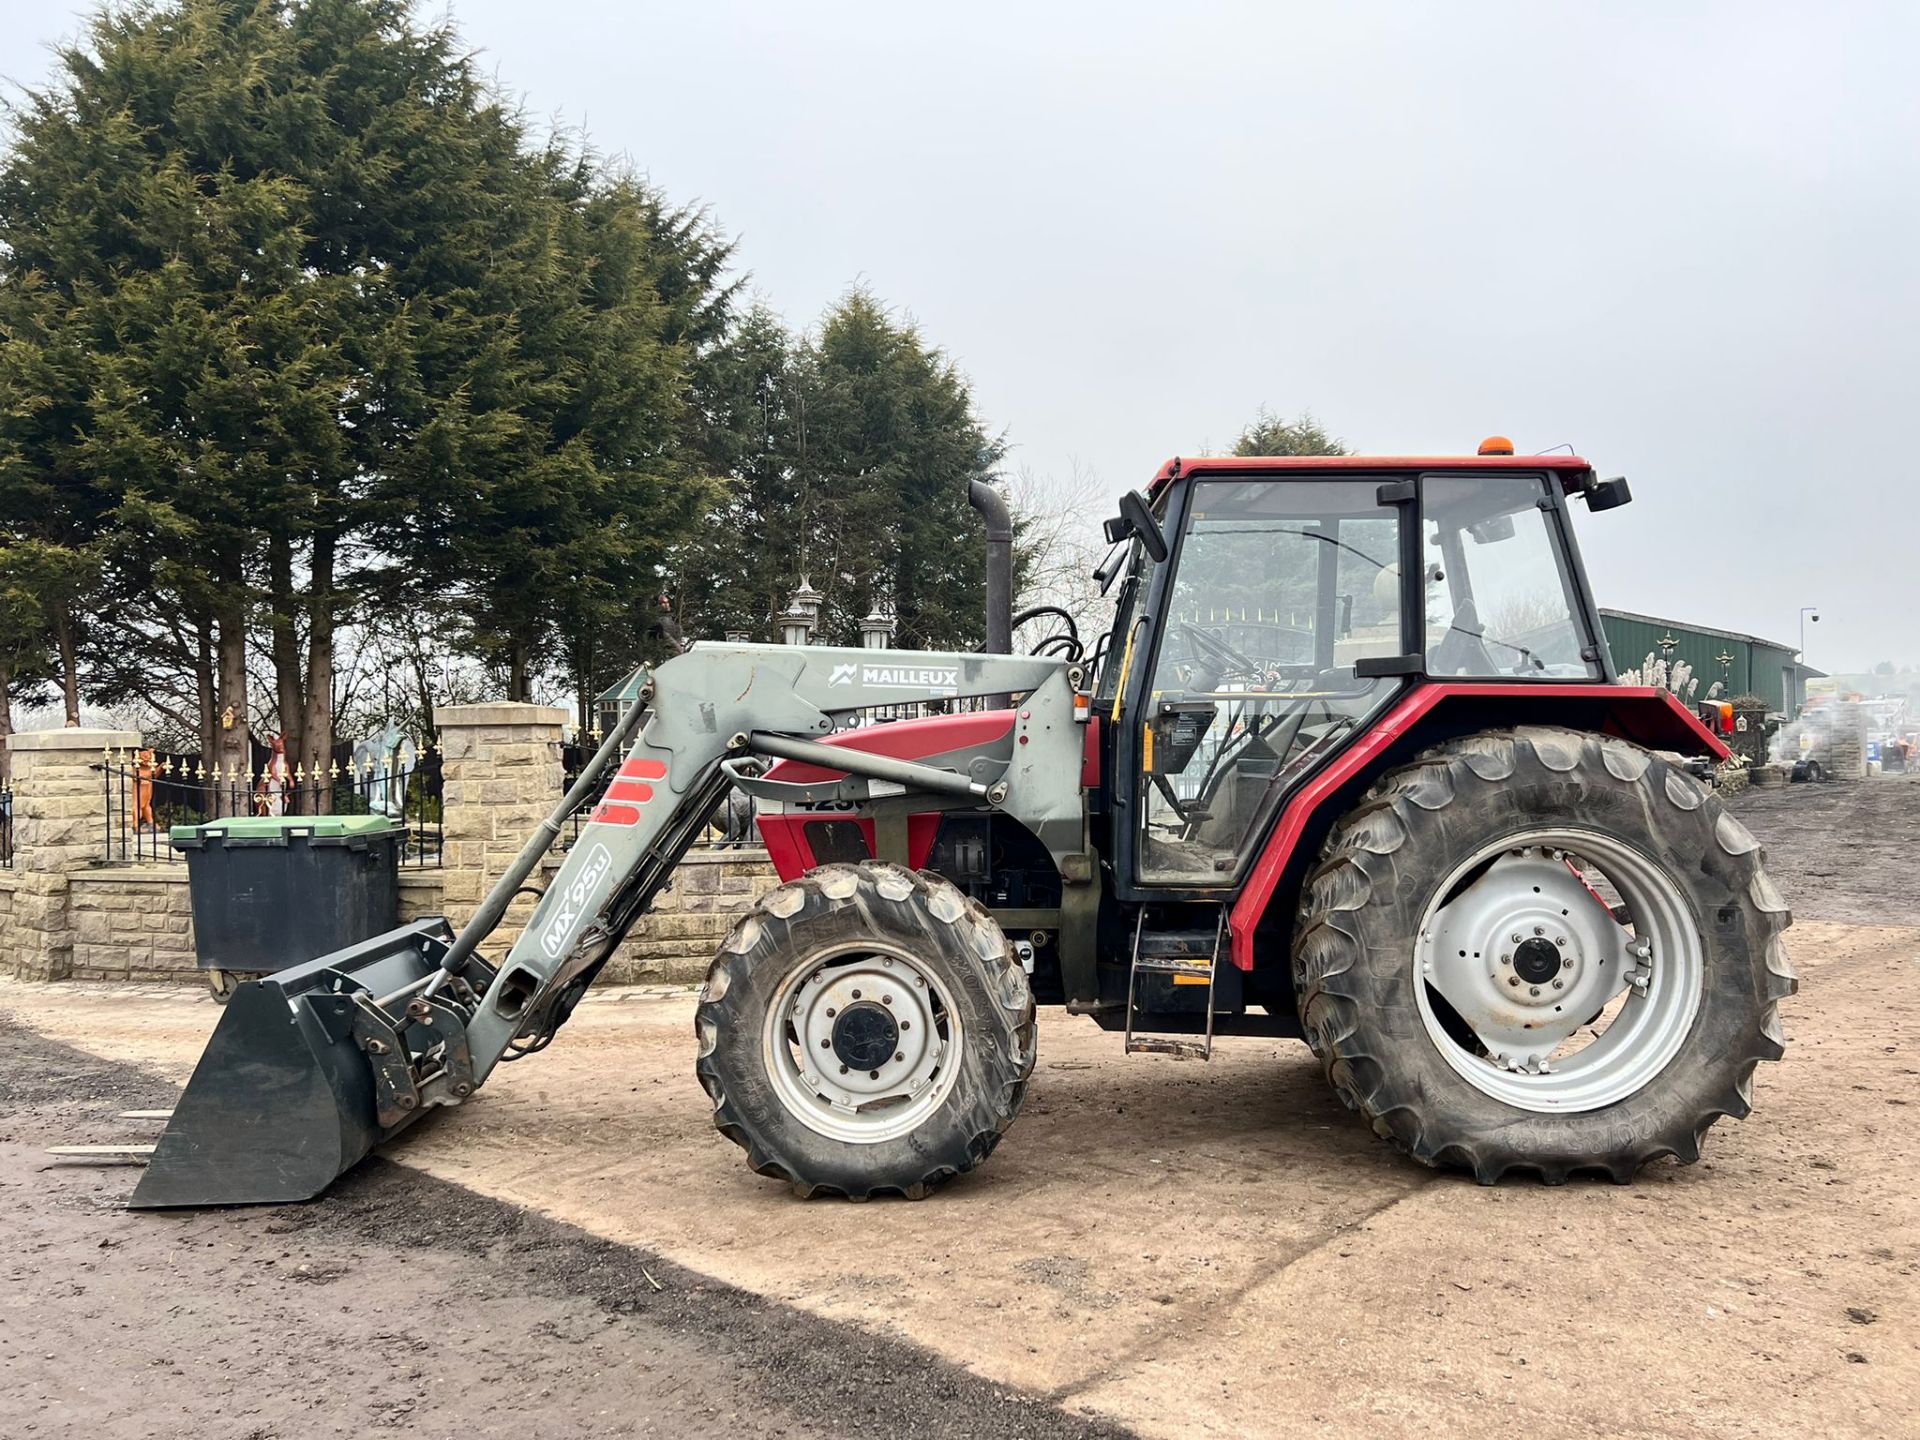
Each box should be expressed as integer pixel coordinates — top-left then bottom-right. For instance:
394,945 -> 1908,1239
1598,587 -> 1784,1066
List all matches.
672,291 -> 1002,652
1231,408 -> 1348,457
0,0 -> 734,771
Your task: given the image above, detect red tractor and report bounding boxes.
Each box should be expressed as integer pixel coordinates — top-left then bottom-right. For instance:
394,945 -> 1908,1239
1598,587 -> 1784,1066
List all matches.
132,444 -> 1794,1208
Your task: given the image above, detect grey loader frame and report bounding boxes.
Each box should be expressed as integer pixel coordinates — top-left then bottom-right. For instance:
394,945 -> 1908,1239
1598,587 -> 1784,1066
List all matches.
132,641 -> 1083,1208
463,642 -> 1086,1084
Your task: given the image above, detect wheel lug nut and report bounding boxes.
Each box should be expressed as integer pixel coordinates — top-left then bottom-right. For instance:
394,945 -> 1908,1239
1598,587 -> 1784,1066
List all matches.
1529,986 -> 1541,996
1508,976 -> 1520,987
820,1038 -> 831,1048
894,1051 -> 904,1062
825,1007 -> 836,1018
1555,936 -> 1566,947
900,1020 -> 911,1030
1552,980 -> 1563,989
851,989 -> 861,999
868,1069 -> 880,1080
1562,957 -> 1573,969
1533,926 -> 1545,937
1500,954 -> 1511,965
882,995 -> 892,1005
839,1064 -> 848,1074
1511,933 -> 1523,944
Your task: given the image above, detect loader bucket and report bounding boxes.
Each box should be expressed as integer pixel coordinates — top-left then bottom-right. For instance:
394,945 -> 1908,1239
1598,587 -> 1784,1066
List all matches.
129,918 -> 456,1209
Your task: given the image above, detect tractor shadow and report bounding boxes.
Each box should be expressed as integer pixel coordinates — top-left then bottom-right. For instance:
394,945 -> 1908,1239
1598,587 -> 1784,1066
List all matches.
998,1029 -> 1416,1192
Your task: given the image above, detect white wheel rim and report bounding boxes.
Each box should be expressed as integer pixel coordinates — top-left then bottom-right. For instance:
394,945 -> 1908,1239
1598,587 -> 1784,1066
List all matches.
761,940 -> 963,1144
1414,828 -> 1705,1113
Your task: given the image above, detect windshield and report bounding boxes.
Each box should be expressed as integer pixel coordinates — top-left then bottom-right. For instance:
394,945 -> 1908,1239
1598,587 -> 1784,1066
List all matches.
1136,478 -> 1403,884
1423,474 -> 1598,678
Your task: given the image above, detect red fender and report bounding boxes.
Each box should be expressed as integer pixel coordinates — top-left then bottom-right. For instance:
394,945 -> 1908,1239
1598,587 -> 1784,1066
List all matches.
1227,685 -> 1727,971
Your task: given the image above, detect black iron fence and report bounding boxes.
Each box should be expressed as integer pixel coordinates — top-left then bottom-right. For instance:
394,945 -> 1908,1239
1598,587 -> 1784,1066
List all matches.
1,788 -> 12,870
97,745 -> 442,867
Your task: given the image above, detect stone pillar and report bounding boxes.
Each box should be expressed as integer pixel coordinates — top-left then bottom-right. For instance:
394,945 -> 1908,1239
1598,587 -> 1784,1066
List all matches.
437,703 -> 566,953
2,727 -> 139,981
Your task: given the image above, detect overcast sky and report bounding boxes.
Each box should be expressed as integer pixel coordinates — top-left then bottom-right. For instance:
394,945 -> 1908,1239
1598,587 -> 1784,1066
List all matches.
8,1 -> 1917,672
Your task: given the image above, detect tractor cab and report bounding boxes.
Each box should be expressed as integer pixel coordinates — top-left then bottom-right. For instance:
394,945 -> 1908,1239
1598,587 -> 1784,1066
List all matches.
1094,452 -> 1620,896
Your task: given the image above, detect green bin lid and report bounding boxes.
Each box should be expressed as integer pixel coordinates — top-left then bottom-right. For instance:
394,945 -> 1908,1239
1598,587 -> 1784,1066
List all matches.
169,814 -> 399,842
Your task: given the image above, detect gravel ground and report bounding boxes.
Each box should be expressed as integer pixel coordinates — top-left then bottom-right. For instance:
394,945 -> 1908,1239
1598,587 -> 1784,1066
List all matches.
0,1025 -> 1132,1440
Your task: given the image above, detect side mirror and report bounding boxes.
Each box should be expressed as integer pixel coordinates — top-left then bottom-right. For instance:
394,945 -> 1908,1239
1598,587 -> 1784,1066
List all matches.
1467,513 -> 1516,545
1584,476 -> 1632,512
1103,489 -> 1169,562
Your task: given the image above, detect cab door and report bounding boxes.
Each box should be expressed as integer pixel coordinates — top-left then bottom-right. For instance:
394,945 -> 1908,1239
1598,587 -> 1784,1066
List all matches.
1115,475 -> 1409,897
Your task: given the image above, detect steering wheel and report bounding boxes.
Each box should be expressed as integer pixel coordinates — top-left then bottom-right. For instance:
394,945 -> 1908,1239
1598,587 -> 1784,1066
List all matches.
1177,622 -> 1264,679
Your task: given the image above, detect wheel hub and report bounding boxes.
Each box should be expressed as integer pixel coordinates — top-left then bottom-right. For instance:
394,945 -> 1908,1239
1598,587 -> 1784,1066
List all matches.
1420,847 -> 1632,1058
1511,937 -> 1562,985
831,1002 -> 900,1071
764,945 -> 958,1141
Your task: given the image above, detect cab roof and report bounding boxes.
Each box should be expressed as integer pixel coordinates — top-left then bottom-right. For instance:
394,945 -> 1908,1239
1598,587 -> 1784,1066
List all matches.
1149,453 -> 1596,497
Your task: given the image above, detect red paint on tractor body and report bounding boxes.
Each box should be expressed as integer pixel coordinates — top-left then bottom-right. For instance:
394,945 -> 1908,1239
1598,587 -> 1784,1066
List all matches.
756,811 -> 943,880
756,711 -> 1015,785
1225,684 -> 1726,971
1081,716 -> 1103,790
754,711 -> 1013,879
1148,452 -> 1596,498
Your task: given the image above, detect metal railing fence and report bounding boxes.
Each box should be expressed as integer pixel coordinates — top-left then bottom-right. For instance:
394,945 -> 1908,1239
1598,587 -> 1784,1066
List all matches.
96,745 -> 442,867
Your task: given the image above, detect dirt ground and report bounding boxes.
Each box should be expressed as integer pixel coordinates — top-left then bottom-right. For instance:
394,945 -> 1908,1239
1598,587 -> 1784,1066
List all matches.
4,778 -> 1918,1438
1731,772 -> 1920,925
0,1026 -> 1128,1440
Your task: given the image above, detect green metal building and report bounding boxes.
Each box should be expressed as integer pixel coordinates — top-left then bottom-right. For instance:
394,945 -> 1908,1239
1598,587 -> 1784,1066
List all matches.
1599,609 -> 1819,716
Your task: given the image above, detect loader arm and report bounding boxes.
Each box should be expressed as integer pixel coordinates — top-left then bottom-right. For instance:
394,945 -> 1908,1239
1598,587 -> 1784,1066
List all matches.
466,643 -> 1082,1081
131,642 -> 1081,1207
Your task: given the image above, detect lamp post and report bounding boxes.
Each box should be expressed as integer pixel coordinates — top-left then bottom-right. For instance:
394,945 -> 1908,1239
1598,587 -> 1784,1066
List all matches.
1799,606 -> 1819,661
1718,649 -> 1734,689
859,606 -> 894,651
781,576 -> 823,647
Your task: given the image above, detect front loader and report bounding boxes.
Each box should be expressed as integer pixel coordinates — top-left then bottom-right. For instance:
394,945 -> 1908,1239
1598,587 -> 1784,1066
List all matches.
130,443 -> 1795,1208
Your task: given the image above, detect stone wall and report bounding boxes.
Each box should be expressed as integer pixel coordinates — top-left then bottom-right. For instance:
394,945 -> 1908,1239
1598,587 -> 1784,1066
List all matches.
4,727 -> 139,980
0,711 -> 780,989
397,871 -> 444,925
437,702 -> 565,956
601,848 -> 780,984
68,868 -> 195,982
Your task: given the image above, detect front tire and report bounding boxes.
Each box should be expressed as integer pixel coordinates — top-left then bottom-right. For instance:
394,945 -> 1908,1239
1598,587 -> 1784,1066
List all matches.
696,862 -> 1035,1199
1295,726 -> 1795,1183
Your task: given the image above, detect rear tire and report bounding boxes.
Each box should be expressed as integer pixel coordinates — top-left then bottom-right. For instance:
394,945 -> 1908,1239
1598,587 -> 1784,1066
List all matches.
1295,726 -> 1795,1183
696,862 -> 1035,1199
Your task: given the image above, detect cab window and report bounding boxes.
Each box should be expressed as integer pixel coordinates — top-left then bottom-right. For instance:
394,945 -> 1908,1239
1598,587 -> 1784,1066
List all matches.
1135,479 -> 1402,884
1422,475 -> 1597,678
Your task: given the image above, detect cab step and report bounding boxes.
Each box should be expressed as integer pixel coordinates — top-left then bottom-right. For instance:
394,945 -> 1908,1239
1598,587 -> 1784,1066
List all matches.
1125,1035 -> 1210,1060
1124,910 -> 1226,1059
